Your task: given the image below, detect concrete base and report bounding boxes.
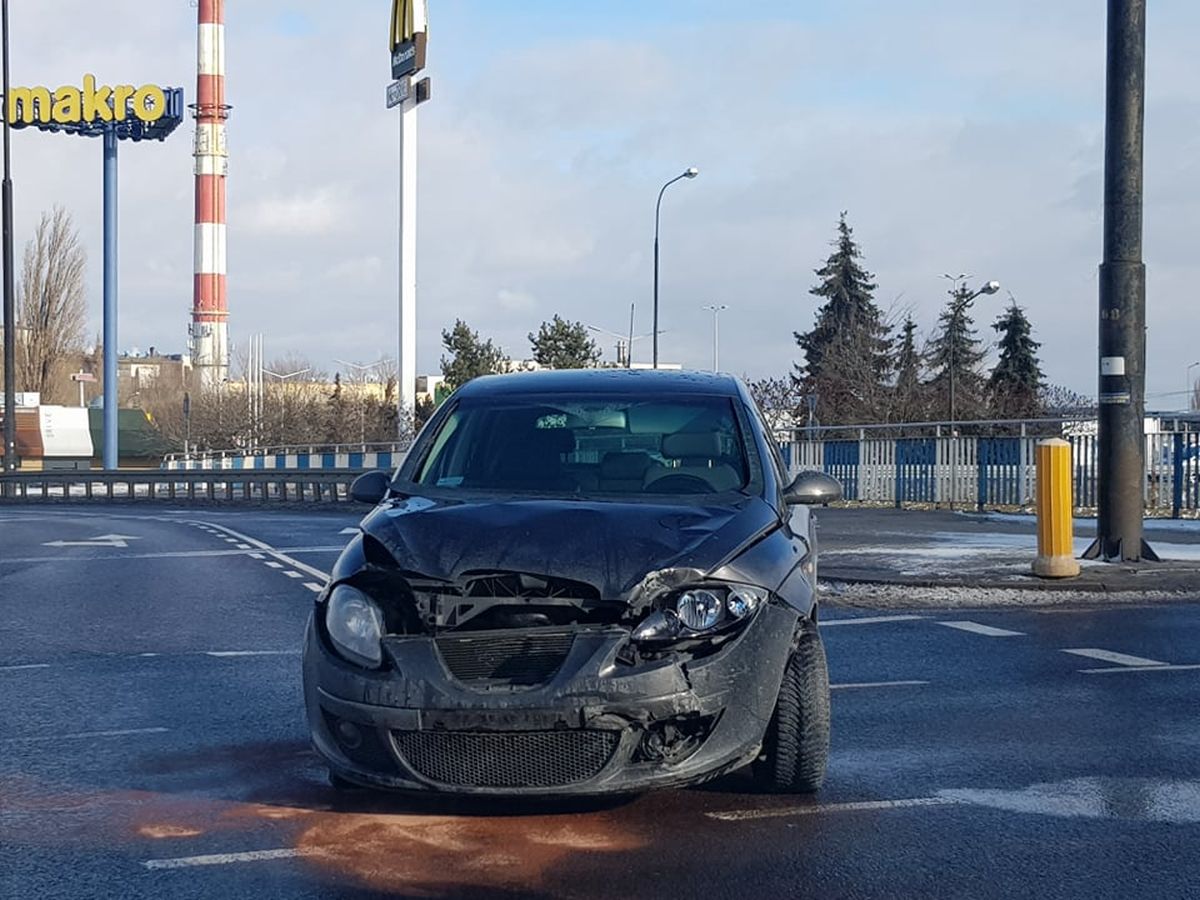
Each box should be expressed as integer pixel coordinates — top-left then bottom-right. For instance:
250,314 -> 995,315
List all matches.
1033,555 -> 1082,579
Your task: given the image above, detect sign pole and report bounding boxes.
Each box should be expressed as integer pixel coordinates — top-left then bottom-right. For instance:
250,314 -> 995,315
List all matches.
398,93 -> 417,430
1,0 -> 15,477
102,128 -> 118,470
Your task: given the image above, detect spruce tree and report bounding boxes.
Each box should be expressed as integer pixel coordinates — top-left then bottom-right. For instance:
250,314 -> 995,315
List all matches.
892,316 -> 925,423
440,319 -> 509,390
528,315 -> 602,369
989,301 -> 1043,419
926,288 -> 988,423
793,213 -> 892,423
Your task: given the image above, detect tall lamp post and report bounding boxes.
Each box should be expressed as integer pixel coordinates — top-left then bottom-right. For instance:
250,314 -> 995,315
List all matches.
1186,361 -> 1200,412
941,274 -> 1000,508
262,367 -> 310,447
2,0 -> 15,477
334,358 -> 379,445
703,304 -> 728,372
652,167 -> 698,369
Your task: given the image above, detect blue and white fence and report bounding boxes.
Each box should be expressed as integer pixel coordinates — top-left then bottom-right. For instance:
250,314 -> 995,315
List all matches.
788,431 -> 1200,516
163,443 -> 409,473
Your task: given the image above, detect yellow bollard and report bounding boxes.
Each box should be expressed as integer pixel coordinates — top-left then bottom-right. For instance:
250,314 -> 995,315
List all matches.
1033,438 -> 1081,578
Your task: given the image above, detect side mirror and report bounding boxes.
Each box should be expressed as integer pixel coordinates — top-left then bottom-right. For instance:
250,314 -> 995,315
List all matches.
783,471 -> 843,506
350,470 -> 391,505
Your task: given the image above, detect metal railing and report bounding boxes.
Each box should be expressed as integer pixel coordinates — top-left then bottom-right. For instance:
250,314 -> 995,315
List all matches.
162,440 -> 410,465
0,469 -> 362,503
787,430 -> 1200,516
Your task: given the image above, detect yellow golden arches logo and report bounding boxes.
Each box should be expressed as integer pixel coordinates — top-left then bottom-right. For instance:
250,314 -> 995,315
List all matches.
390,0 -> 427,51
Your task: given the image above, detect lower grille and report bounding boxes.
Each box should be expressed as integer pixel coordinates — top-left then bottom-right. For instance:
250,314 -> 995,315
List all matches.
435,630 -> 575,685
393,729 -> 620,788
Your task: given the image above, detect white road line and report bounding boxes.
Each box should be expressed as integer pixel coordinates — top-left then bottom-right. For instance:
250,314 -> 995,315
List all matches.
339,527 -> 358,535
194,521 -> 331,581
223,538 -> 239,543
264,561 -> 284,569
283,570 -> 304,579
1062,648 -> 1168,668
204,650 -> 299,658
707,796 -> 957,822
937,621 -> 1025,637
1,546 -> 343,565
1,726 -> 169,744
831,680 -> 928,690
303,582 -> 324,593
235,543 -> 252,549
1081,663 -> 1200,675
249,553 -> 265,559
0,663 -> 51,672
143,847 -> 318,870
819,615 -> 927,627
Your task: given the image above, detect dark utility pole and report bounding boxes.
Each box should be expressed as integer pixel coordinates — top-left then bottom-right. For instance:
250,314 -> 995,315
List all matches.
2,0 -> 16,478
1084,0 -> 1157,562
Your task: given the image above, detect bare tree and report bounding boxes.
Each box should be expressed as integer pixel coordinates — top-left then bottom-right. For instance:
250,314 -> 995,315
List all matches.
16,207 -> 88,403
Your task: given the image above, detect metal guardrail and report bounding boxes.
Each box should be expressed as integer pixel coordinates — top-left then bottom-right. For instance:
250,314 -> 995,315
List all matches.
0,469 -> 363,503
162,441 -> 411,465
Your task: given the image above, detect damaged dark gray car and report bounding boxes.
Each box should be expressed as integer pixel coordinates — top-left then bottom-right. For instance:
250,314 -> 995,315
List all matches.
303,369 -> 842,796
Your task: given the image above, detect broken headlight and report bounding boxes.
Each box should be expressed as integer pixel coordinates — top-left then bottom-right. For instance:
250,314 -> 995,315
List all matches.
325,584 -> 384,668
631,584 -> 768,645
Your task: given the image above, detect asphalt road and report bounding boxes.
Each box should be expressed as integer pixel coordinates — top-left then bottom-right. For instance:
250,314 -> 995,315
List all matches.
2,504 -> 1199,899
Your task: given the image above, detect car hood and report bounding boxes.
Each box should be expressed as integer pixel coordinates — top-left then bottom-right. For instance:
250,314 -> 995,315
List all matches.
359,493 -> 780,603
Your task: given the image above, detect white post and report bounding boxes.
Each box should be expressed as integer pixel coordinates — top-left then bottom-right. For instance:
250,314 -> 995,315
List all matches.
398,97 -> 418,428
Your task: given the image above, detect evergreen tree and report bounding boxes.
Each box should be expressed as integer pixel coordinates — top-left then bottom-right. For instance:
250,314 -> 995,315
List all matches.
926,287 -> 988,423
325,372 -> 348,442
440,319 -> 509,390
892,316 -> 925,423
528,315 -> 602,369
793,212 -> 892,423
988,301 -> 1043,419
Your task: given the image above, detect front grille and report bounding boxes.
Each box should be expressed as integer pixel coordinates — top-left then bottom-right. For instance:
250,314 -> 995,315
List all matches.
393,729 -> 620,788
435,630 -> 575,685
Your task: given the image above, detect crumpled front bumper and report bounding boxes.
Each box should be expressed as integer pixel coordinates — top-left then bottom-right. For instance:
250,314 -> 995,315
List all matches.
303,603 -> 799,795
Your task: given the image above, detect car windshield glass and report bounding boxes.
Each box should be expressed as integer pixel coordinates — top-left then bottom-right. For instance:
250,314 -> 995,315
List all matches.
411,394 -> 751,497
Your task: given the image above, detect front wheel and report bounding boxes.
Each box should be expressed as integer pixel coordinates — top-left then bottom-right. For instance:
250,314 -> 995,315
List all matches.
754,624 -> 830,793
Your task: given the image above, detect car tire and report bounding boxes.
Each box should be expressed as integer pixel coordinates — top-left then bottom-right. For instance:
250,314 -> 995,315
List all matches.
754,623 -> 830,793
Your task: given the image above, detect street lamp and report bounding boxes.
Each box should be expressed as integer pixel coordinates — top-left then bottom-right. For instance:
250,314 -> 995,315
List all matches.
940,274 -> 999,509
653,167 -> 698,369
703,304 -> 728,372
1187,361 -> 1200,412
262,367 -> 310,448
334,358 -> 378,445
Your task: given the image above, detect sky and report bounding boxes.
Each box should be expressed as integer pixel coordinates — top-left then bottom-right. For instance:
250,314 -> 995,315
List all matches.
7,0 -> 1200,409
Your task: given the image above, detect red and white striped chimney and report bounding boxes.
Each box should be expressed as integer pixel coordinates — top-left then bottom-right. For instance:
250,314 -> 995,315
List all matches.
191,0 -> 229,388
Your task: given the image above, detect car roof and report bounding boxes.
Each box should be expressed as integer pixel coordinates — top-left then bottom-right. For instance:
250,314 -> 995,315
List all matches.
455,369 -> 745,399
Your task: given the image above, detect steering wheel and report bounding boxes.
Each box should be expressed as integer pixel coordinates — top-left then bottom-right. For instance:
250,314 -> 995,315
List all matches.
645,474 -> 715,494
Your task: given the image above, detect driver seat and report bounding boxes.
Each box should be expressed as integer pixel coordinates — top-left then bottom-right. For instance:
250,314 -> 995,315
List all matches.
645,432 -> 741,492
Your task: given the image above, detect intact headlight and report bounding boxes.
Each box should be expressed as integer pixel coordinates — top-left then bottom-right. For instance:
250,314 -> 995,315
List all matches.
325,584 -> 384,668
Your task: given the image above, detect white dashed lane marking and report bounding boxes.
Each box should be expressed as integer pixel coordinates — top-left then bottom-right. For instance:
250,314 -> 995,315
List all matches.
144,848 -> 316,870
707,796 -> 957,822
819,615 -> 927,627
1,726 -> 169,744
303,582 -> 324,593
264,561 -> 284,569
0,663 -> 51,672
204,650 -> 300,658
1082,663 -> 1200,675
938,621 -> 1025,637
284,570 -> 304,579
1062,648 -> 1168,668
831,680 -> 928,690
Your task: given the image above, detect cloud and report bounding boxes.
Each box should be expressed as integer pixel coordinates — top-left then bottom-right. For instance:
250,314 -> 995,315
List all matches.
8,0 -> 1200,408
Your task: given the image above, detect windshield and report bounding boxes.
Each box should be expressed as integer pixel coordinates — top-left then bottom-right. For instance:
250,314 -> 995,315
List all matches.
410,393 -> 752,497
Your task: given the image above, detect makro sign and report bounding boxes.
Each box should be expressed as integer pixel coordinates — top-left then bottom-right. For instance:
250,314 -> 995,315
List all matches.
7,74 -> 171,126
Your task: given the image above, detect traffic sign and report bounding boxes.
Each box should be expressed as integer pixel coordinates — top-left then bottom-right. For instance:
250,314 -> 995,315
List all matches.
386,77 -> 411,109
